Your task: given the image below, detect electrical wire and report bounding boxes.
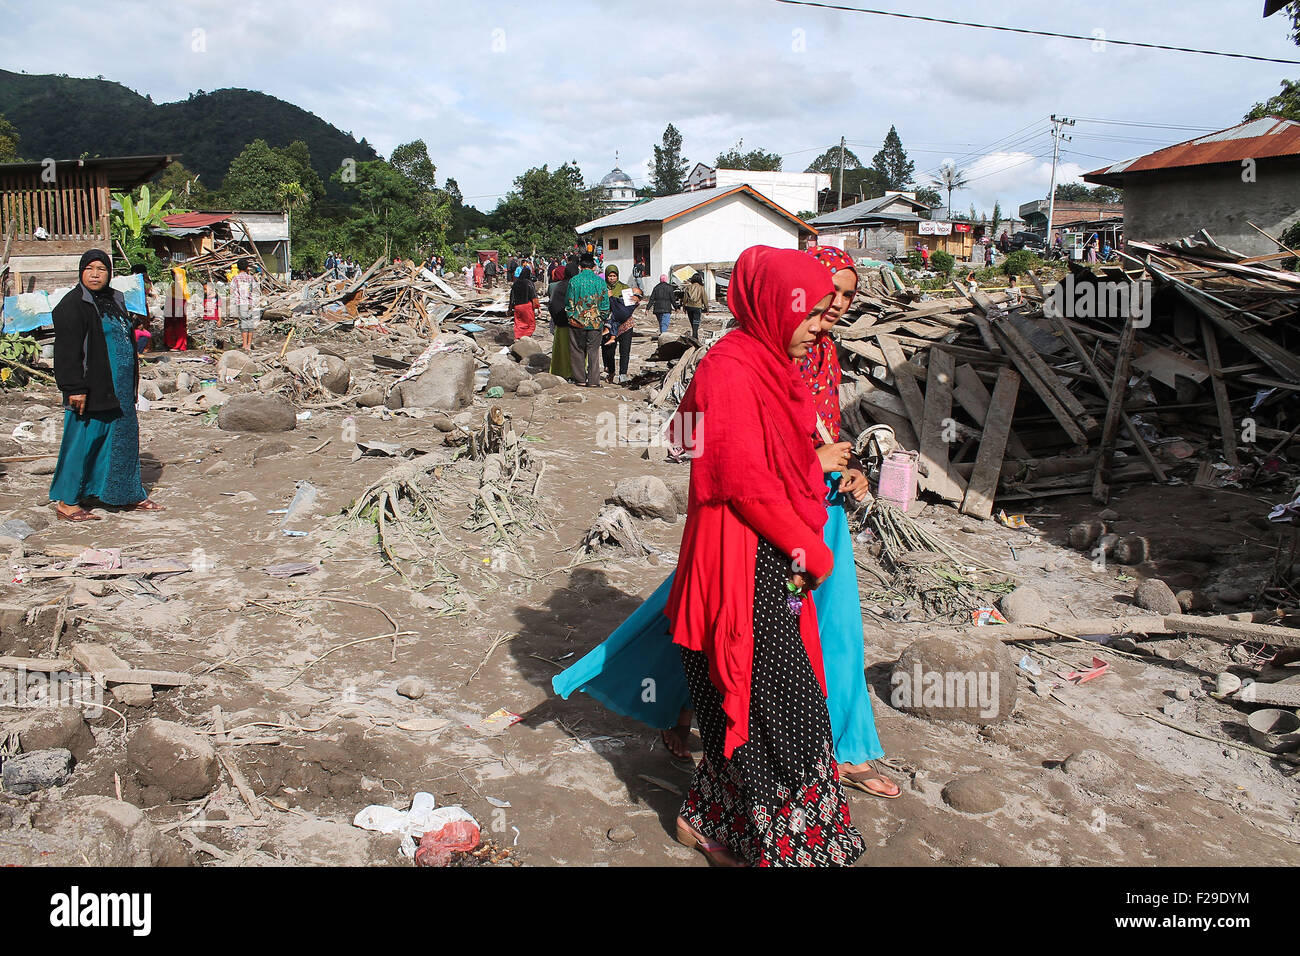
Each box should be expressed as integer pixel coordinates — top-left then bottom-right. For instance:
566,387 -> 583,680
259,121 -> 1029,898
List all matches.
771,0 -> 1300,65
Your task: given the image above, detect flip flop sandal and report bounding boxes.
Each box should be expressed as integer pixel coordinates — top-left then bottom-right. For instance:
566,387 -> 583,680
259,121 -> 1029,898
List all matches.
130,500 -> 166,512
841,765 -> 902,799
54,507 -> 101,522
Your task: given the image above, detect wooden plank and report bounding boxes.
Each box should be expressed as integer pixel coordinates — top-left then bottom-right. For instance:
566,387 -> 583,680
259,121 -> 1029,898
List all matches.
919,347 -> 966,503
961,367 -> 1021,519
989,322 -> 1088,445
1042,307 -> 1166,482
1092,315 -> 1140,504
98,667 -> 192,687
1200,315 -> 1238,467
992,316 -> 1097,432
969,313 -> 1001,354
0,655 -> 75,673
952,364 -> 1030,459
876,333 -> 926,434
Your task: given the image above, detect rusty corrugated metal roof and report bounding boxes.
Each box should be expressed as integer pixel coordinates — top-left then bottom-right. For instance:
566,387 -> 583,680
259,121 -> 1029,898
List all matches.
1084,116 -> 1300,182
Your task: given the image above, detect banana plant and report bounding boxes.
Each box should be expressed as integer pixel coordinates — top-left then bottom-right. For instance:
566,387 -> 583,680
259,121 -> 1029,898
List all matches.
111,184 -> 175,240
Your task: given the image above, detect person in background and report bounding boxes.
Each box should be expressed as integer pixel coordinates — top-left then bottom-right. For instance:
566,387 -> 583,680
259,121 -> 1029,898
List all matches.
202,278 -> 221,326
485,257 -> 499,288
998,231 -> 1011,254
548,260 -> 578,380
510,265 -> 539,340
49,251 -> 165,521
631,257 -> 646,293
472,259 -> 485,290
1085,232 -> 1099,263
919,243 -> 931,269
230,260 -> 261,352
602,264 -> 640,385
565,252 -> 609,387
648,273 -> 675,335
984,240 -> 994,268
682,271 -> 707,339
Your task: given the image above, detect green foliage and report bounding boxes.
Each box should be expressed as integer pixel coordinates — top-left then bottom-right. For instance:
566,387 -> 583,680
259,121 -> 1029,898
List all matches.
1054,182 -> 1122,203
715,140 -> 782,171
492,163 -> 587,253
1281,220 -> 1300,271
0,72 -> 379,203
650,124 -> 689,196
1246,77 -> 1300,122
154,161 -> 209,208
931,250 -> 955,275
111,183 -> 174,240
0,112 -> 19,161
906,251 -> 924,270
220,139 -> 304,210
991,200 -> 1002,237
872,126 -> 915,191
914,186 -> 942,209
1002,250 -> 1042,277
0,333 -> 39,387
806,145 -> 863,174
331,157 -> 449,262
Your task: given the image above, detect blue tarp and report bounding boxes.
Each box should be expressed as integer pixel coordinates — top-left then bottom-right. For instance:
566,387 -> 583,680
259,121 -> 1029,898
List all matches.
110,274 -> 147,315
2,295 -> 53,334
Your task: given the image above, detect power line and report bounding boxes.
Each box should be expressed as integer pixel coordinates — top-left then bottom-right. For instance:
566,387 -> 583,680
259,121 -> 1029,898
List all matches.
1072,116 -> 1220,132
771,0 -> 1300,64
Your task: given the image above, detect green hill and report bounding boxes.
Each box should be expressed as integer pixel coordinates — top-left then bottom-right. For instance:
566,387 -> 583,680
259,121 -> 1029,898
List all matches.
0,70 -> 379,200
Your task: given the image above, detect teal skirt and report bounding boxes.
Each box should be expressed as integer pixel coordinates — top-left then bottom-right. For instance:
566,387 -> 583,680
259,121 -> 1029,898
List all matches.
552,477 -> 885,762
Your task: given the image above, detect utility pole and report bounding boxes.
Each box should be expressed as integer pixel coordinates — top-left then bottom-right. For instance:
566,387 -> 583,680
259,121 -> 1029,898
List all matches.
1046,115 -> 1075,245
837,136 -> 846,210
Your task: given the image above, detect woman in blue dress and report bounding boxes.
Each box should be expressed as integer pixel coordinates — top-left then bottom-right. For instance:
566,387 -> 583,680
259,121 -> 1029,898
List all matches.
49,251 -> 164,521
554,246 -> 898,798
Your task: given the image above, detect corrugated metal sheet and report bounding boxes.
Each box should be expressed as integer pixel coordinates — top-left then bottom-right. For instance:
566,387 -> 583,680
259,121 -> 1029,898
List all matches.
1085,117 -> 1300,181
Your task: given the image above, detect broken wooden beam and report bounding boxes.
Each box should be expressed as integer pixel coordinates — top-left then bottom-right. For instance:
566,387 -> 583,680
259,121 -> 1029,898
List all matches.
1093,314 -> 1140,504
919,347 -> 966,504
960,367 -> 1020,520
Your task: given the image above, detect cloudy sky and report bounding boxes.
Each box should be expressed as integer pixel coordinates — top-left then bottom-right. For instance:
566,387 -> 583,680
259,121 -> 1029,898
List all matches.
3,0 -> 1297,217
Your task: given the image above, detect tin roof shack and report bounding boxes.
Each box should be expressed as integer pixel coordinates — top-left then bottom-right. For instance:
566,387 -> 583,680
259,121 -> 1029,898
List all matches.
1018,199 -> 1125,238
150,210 -> 290,279
0,154 -> 175,293
576,185 -> 816,299
1084,116 -> 1300,257
810,192 -> 974,260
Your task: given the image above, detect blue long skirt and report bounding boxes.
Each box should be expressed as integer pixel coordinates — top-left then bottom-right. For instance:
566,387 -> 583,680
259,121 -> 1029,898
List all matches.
552,477 -> 884,762
48,315 -> 147,507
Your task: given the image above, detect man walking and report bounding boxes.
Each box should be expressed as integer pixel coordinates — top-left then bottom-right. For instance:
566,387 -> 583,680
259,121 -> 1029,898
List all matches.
565,253 -> 610,387
648,273 -> 675,335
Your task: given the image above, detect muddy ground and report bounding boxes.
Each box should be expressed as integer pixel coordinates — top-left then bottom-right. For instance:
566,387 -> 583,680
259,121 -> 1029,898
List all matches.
0,302 -> 1296,867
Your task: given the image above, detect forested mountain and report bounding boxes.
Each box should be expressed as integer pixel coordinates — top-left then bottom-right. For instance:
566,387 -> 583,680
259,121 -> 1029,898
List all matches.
0,70 -> 378,200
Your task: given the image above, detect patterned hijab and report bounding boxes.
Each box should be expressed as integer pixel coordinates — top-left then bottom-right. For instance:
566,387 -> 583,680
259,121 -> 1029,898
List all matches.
798,245 -> 857,442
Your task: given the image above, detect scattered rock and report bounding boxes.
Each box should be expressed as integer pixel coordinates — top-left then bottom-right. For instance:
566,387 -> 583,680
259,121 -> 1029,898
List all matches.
526,352 -> 551,370
532,373 -> 565,391
1111,637 -> 1138,653
1173,687 -> 1191,701
1098,508 -> 1119,521
1063,749 -> 1121,792
1149,639 -> 1189,661
126,719 -> 219,800
999,585 -> 1050,625
1213,587 -> 1250,605
282,346 -> 351,394
665,476 -> 690,515
27,796 -> 190,866
217,395 -> 297,433
487,362 -> 532,393
252,440 -> 293,465
892,631 -> 1018,724
257,370 -> 291,393
2,748 -> 74,794
606,824 -> 637,844
608,476 -> 677,521
428,413 -> 455,433
8,707 -> 96,761
941,773 -> 1005,814
395,677 -> 425,700
1175,589 -> 1211,612
557,393 -> 583,404
396,354 -> 476,411
1133,578 -> 1179,615
516,381 -> 540,398
1067,520 -> 1104,551
1096,533 -> 1120,558
1113,535 -> 1150,565
1215,672 -> 1242,695
139,381 -> 164,402
510,337 -> 544,361
354,388 -> 386,408
217,350 -> 254,376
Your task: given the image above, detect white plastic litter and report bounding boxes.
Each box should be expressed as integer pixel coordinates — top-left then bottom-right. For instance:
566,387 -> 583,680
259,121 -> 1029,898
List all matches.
353,792 -> 480,859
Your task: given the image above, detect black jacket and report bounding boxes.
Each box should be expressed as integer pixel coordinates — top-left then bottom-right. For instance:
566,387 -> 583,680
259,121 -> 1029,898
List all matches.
52,285 -> 135,413
548,280 -> 570,326
648,281 -> 675,314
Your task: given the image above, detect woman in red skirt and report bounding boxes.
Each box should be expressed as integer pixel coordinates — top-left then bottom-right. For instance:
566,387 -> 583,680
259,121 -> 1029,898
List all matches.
510,265 -> 539,340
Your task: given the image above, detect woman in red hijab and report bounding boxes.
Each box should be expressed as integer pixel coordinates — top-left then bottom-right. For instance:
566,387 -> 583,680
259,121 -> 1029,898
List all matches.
665,245 -> 865,867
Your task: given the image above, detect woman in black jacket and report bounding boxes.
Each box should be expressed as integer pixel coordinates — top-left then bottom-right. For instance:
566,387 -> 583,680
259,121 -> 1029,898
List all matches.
48,250 -> 163,521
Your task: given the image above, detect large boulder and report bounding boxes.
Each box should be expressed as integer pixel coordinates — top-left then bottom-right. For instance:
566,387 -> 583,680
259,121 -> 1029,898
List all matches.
608,476 -> 677,521
532,372 -> 565,391
1133,578 -> 1179,615
283,346 -> 350,394
891,631 -> 1018,725
665,476 -> 690,516
487,362 -> 532,393
126,719 -> 218,800
6,706 -> 96,761
217,394 -> 296,433
510,337 -> 545,361
999,585 -> 1050,625
27,796 -> 190,866
216,349 -> 254,378
395,354 -> 476,411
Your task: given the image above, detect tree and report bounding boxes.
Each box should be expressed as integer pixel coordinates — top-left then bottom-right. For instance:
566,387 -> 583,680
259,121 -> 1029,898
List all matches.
1246,78 -> 1300,122
714,140 -> 782,171
155,161 -> 209,206
872,126 -> 915,191
1054,183 -> 1122,203
220,139 -> 303,209
991,200 -> 1002,237
0,113 -> 20,162
493,163 -> 589,252
650,124 -> 689,196
914,186 -> 942,209
332,159 -> 436,261
278,140 -> 325,205
931,162 -> 969,219
390,139 -> 438,193
805,146 -> 863,174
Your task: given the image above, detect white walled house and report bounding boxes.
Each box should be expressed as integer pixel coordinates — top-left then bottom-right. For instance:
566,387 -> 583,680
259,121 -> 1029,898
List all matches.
685,164 -> 830,217
576,185 -> 817,290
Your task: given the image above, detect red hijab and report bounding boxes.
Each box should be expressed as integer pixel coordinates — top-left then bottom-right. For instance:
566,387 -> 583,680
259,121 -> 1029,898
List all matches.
665,246 -> 834,757
798,246 -> 857,443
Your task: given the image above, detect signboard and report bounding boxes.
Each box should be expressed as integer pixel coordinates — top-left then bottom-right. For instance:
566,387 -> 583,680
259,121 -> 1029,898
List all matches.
953,223 -> 972,234
918,220 -> 953,236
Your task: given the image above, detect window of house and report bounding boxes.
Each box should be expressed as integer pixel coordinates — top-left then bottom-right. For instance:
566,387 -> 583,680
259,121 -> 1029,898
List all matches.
608,238 -> 619,250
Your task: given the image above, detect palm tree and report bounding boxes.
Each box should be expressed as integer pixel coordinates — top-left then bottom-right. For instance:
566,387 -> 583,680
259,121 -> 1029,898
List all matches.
931,162 -> 969,220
